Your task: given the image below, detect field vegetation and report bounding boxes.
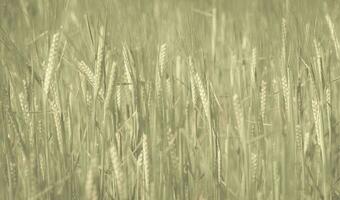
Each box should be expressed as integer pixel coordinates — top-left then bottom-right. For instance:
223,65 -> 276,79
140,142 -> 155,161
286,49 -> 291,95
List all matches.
1,0 -> 340,199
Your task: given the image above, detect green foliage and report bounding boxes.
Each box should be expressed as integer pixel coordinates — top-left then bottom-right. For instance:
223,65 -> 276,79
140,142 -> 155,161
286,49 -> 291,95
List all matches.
1,0 -> 340,199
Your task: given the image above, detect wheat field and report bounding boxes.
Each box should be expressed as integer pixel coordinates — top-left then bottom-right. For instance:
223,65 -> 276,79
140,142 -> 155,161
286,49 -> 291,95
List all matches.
1,0 -> 340,199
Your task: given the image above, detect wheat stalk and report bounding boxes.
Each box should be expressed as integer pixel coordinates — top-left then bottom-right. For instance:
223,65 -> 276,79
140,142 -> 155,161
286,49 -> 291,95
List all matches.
159,43 -> 167,76
142,134 -> 150,199
43,32 -> 61,106
325,14 -> 340,59
194,72 -> 210,121
93,26 -> 105,99
78,61 -> 96,86
260,80 -> 267,120
110,144 -> 127,199
103,61 -> 117,121
85,159 -> 98,200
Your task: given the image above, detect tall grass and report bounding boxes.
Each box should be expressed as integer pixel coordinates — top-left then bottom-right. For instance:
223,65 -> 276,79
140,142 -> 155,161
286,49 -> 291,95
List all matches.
1,0 -> 340,199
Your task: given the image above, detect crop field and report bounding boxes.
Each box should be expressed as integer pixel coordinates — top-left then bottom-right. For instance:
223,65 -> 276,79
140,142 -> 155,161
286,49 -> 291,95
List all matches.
1,0 -> 340,199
